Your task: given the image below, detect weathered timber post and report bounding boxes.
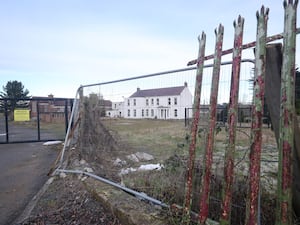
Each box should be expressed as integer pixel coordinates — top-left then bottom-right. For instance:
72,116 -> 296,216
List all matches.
276,1 -> 298,224
219,15 -> 244,225
245,6 -> 269,225
264,44 -> 300,221
198,24 -> 224,225
182,32 -> 206,225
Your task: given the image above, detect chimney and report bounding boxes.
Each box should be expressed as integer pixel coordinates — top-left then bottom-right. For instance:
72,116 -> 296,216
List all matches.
48,94 -> 54,98
184,82 -> 188,87
137,87 -> 140,92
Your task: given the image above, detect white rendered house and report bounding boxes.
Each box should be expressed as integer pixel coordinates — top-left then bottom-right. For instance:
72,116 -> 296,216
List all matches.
106,101 -> 124,118
123,82 -> 193,119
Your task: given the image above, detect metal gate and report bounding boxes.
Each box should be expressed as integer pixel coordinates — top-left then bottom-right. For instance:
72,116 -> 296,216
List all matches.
0,97 -> 73,144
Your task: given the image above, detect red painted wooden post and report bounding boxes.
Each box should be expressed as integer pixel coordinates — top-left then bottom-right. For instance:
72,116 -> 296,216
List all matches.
276,1 -> 298,225
198,24 -> 224,225
246,6 -> 269,225
219,15 -> 244,225
182,32 -> 206,225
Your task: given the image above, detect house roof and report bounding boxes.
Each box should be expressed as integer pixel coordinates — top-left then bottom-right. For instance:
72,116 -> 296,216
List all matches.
129,85 -> 186,98
100,99 -> 112,107
30,96 -> 73,107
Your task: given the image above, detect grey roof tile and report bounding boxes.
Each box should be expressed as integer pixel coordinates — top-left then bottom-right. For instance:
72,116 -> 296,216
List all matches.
130,86 -> 185,98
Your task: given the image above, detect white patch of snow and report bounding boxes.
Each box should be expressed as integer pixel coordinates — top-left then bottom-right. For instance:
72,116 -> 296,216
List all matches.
119,167 -> 137,175
84,167 -> 94,173
59,172 -> 67,178
79,159 -> 87,165
119,163 -> 164,175
43,141 -> 62,146
138,163 -> 163,171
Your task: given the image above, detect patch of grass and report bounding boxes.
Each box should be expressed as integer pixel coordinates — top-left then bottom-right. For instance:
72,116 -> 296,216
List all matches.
103,119 -> 189,160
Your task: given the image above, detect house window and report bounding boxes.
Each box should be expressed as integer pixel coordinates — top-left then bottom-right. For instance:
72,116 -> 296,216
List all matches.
156,98 -> 159,105
174,97 -> 177,105
142,109 -> 144,117
128,99 -> 130,106
174,109 -> 178,117
146,109 -> 149,116
168,98 -> 171,105
134,109 -> 136,117
128,109 -> 130,117
146,99 -> 149,106
151,109 -> 154,117
133,99 -> 136,106
151,98 -> 154,105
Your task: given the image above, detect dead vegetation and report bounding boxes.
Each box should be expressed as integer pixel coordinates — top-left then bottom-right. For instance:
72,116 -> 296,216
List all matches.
20,175 -> 122,225
78,97 -> 276,224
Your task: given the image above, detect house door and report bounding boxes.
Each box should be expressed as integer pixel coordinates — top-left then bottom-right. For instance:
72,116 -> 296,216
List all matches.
160,109 -> 168,119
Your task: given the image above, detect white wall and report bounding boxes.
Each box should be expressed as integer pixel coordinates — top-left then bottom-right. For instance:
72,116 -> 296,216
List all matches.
123,87 -> 193,119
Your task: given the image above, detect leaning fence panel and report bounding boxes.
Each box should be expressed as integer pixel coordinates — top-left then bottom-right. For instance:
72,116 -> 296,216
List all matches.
71,60 -> 260,224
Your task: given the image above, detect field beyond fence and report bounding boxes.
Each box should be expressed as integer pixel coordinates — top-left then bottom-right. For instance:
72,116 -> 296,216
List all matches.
77,95 -> 279,224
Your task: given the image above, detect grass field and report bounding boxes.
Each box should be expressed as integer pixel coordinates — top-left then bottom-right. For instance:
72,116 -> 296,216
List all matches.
101,118 -> 278,224
102,118 -> 277,162
103,119 -> 189,159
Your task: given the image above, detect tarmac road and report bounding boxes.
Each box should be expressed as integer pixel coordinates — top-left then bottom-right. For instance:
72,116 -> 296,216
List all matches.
0,142 -> 59,225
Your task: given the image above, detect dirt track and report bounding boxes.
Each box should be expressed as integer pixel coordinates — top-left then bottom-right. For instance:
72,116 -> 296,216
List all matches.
0,142 -> 58,225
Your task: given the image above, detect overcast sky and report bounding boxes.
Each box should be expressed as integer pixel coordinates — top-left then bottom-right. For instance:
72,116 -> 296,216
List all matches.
0,1 -> 299,99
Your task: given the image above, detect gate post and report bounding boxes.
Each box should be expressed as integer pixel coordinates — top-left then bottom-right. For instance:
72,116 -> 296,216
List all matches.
4,99 -> 9,143
245,6 -> 269,225
220,15 -> 244,225
182,32 -> 206,225
198,24 -> 224,225
276,1 -> 298,224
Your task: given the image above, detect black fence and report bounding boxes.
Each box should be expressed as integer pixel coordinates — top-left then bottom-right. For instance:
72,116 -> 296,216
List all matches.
184,105 -> 271,128
0,97 -> 73,144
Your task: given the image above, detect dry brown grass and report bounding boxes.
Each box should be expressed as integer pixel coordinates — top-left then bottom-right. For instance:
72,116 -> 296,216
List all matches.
102,118 -> 190,161
100,118 -> 279,225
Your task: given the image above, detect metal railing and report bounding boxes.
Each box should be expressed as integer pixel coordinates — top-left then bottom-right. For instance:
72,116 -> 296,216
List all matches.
0,97 -> 73,144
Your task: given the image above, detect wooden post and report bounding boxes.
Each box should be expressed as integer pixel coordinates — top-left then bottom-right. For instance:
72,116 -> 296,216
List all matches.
245,6 -> 269,225
220,15 -> 244,225
198,24 -> 224,225
182,32 -> 206,225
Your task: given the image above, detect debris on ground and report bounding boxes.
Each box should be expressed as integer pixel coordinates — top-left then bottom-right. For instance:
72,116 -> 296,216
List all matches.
19,174 -> 122,225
